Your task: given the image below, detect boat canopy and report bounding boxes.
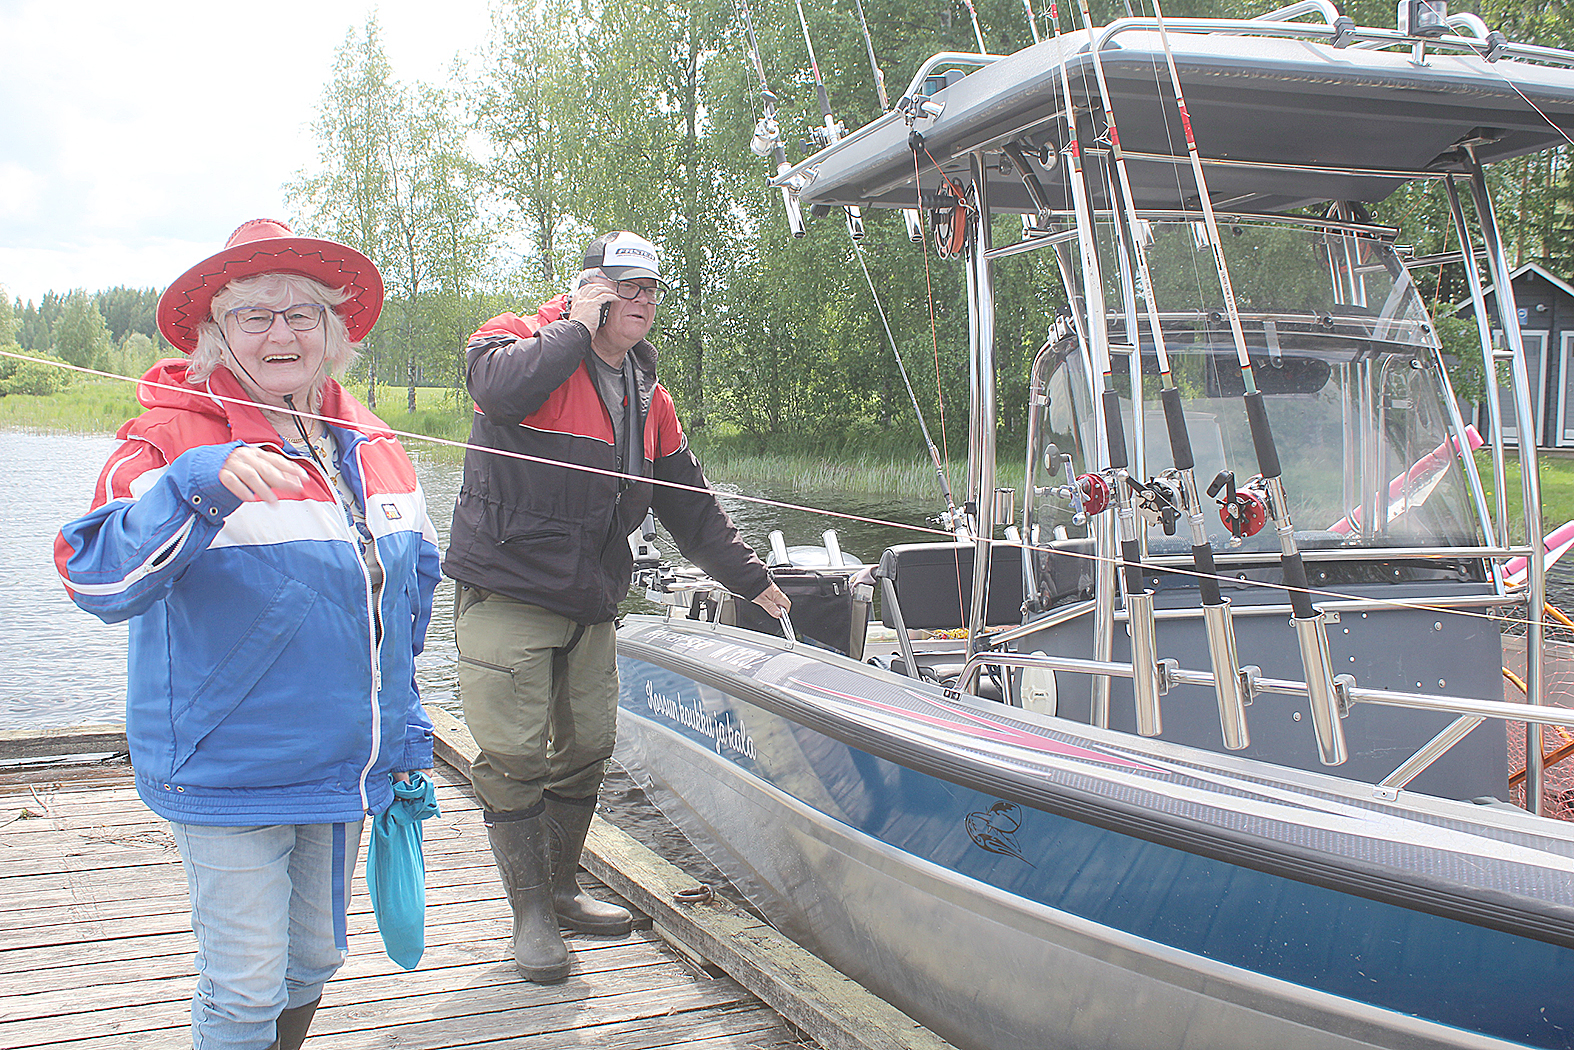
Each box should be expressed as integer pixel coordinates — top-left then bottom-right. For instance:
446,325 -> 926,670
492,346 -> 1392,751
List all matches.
795,25 -> 1574,214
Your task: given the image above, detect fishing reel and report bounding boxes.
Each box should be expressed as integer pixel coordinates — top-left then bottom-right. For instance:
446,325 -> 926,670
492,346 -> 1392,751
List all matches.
800,118 -> 848,154
1208,470 -> 1269,543
750,116 -> 783,158
1055,470 -> 1112,525
1131,471 -> 1185,536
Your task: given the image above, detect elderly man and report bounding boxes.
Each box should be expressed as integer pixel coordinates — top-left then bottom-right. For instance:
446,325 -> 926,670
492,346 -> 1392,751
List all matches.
444,231 -> 789,982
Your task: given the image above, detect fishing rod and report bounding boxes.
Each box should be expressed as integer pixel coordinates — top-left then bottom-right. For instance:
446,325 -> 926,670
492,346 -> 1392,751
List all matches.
1020,0 -> 1042,43
849,238 -> 965,533
958,0 -> 989,53
1148,0 -> 1346,764
1066,0 -> 1249,748
739,0 -> 806,236
849,0 -> 887,110
847,0 -> 925,242
1042,0 -> 1159,728
795,0 -> 865,239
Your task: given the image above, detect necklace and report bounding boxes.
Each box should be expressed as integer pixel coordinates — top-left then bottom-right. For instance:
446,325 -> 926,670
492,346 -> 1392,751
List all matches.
260,405 -> 320,446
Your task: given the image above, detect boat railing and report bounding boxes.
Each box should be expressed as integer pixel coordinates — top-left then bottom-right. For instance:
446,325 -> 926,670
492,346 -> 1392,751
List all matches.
769,51 -> 1004,192
955,647 -> 1574,790
1093,10 -> 1574,69
633,558 -> 1546,794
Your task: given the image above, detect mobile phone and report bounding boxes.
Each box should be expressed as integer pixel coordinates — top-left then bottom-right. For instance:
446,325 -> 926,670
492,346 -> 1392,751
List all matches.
598,301 -> 611,328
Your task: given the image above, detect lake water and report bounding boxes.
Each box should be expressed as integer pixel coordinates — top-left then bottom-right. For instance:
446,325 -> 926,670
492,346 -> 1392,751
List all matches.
1,426 -> 933,730
6,424 -> 937,904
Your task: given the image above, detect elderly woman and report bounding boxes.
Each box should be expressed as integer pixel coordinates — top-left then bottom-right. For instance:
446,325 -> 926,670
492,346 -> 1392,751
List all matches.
55,219 -> 440,1050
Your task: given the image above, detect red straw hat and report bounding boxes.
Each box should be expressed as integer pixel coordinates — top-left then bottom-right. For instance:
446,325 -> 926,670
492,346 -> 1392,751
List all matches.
156,219 -> 384,353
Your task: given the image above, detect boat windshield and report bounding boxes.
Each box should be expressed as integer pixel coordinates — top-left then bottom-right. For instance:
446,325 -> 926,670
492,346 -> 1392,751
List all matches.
1027,220 -> 1487,557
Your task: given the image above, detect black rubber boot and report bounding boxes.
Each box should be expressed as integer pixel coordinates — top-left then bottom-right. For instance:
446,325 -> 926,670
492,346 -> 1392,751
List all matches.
544,795 -> 633,935
276,997 -> 320,1050
485,812 -> 571,982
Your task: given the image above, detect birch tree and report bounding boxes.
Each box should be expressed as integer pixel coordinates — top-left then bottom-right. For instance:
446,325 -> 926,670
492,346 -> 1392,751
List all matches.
292,18 -> 485,410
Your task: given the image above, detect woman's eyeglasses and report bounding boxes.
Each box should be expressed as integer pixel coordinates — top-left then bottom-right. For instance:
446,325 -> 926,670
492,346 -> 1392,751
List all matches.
227,305 -> 327,334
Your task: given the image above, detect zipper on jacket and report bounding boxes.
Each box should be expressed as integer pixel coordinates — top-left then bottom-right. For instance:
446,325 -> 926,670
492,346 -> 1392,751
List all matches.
286,440 -> 383,812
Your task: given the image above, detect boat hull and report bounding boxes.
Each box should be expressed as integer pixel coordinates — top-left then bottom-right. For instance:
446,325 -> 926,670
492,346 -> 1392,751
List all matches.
614,616 -> 1574,1050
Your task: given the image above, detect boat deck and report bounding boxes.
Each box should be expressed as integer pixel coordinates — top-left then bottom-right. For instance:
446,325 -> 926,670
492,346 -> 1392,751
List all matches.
0,760 -> 806,1050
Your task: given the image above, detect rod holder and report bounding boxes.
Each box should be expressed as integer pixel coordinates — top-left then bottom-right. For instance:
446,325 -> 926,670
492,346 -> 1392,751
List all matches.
768,530 -> 790,566
1203,599 -> 1251,750
1128,590 -> 1162,737
1295,612 -> 1348,765
823,529 -> 844,568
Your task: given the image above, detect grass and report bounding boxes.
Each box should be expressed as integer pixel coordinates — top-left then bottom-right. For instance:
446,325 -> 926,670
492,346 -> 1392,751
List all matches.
687,445 -> 948,496
0,376 -> 142,431
361,384 -> 474,460
1475,450 -> 1574,534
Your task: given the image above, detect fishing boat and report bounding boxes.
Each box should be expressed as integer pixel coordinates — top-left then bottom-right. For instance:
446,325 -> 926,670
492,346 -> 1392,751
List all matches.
613,4 -> 1574,1047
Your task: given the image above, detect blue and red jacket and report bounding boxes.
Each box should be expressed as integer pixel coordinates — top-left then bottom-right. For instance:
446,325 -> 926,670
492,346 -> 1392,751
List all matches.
55,360 -> 440,826
443,298 -> 770,624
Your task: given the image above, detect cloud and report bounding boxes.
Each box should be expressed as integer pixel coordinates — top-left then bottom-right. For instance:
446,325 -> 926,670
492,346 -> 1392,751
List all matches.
0,0 -> 490,306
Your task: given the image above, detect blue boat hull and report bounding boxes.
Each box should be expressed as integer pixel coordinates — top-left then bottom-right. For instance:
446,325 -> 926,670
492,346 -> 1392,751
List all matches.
615,616 -> 1574,1050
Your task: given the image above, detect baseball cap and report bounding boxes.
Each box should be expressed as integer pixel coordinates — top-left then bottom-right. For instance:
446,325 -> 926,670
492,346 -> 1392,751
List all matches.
582,231 -> 664,284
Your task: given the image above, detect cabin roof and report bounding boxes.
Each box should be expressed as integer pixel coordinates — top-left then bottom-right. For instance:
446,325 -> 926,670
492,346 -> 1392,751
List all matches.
1452,261 -> 1574,319
795,26 -> 1574,215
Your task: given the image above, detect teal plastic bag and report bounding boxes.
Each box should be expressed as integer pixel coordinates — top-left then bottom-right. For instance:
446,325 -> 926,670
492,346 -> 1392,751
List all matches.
367,771 -> 440,969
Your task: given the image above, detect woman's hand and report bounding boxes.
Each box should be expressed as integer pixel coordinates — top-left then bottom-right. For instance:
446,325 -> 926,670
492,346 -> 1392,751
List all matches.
218,446 -> 308,505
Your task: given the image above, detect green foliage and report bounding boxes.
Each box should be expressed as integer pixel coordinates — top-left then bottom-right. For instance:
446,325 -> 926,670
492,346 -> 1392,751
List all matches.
288,17 -> 489,409
0,284 -> 17,345
114,332 -> 162,381
0,350 -> 73,396
51,292 -> 112,372
1433,313 -> 1487,405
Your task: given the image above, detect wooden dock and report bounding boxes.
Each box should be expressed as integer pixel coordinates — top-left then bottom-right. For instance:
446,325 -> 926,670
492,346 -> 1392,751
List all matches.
0,720 -> 951,1050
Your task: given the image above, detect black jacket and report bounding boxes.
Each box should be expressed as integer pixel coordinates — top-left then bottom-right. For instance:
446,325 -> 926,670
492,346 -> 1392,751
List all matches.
443,299 -> 770,624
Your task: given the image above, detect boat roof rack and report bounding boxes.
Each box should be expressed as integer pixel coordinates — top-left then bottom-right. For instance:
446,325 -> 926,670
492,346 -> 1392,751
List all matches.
783,12 -> 1574,214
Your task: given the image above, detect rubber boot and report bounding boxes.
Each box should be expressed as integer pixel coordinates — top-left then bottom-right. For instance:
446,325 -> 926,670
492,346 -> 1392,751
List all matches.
276,997 -> 320,1050
544,795 -> 633,935
485,813 -> 571,982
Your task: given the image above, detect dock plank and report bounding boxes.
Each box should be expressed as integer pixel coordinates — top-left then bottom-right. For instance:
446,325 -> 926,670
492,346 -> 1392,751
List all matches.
0,762 -> 813,1049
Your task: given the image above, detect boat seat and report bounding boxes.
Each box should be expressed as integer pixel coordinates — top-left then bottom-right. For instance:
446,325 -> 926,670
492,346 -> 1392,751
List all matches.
730,566 -> 871,659
874,542 -> 1025,686
876,542 -> 1025,631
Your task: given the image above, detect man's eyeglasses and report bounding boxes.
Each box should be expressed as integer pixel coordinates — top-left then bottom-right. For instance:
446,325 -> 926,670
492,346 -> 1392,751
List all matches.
227,304 -> 327,334
612,281 -> 666,305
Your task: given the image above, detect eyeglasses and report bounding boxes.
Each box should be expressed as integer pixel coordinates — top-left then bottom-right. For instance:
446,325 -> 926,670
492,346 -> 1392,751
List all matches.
612,281 -> 666,305
227,304 -> 327,334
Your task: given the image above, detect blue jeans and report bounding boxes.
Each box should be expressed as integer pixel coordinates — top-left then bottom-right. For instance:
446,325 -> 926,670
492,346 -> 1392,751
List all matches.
170,820 -> 365,1050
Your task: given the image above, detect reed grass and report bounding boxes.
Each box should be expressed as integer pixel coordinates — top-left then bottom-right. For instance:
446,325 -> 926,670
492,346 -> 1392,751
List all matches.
0,376 -> 142,431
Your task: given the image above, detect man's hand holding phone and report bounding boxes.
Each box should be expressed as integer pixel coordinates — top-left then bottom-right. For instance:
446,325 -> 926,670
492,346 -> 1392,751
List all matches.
568,274 -> 618,331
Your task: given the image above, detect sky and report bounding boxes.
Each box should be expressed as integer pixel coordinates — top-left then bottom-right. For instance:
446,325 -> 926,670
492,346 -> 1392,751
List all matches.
0,0 -> 494,308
